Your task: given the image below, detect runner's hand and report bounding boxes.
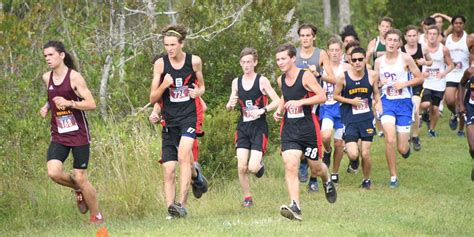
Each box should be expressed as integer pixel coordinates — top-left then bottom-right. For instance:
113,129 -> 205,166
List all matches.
273,110 -> 283,121
284,100 -> 302,110
52,96 -> 71,110
352,97 -> 364,106
161,74 -> 174,88
40,104 -> 49,118
149,111 -> 161,124
226,95 -> 238,110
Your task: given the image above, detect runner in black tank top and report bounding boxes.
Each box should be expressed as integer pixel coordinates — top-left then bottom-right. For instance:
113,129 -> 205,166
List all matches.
149,25 -> 208,218
225,48 -> 281,207
40,41 -> 103,224
459,65 -> 474,181
274,43 -> 336,221
334,47 -> 382,189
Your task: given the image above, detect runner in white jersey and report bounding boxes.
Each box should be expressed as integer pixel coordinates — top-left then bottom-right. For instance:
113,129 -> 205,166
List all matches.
374,29 -> 423,188
320,37 -> 350,183
420,25 -> 455,137
444,15 -> 474,136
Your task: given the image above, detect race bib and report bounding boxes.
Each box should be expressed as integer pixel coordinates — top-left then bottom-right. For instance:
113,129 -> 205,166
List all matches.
242,100 -> 260,122
352,98 -> 370,114
426,68 -> 440,79
454,61 -> 463,71
170,86 -> 190,102
386,86 -> 402,97
55,112 -> 79,134
287,105 -> 304,118
326,92 -> 334,102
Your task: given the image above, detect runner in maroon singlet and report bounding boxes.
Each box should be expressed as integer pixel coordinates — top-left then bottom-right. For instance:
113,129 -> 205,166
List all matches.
40,41 -> 103,224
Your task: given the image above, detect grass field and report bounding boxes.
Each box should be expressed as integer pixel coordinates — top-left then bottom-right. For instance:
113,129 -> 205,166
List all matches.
2,114 -> 474,236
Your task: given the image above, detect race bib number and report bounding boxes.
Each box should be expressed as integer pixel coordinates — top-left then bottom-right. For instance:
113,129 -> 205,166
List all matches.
426,68 -> 440,79
55,113 -> 79,134
170,86 -> 190,102
386,86 -> 402,97
243,100 -> 260,122
352,98 -> 370,114
287,105 -> 304,118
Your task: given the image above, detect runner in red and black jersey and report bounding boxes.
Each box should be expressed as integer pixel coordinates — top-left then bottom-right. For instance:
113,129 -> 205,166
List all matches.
149,25 -> 208,218
273,43 -> 337,221
225,48 -> 280,208
39,41 -> 103,224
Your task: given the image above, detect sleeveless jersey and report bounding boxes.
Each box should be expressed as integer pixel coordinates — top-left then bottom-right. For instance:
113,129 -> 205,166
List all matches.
160,53 -> 202,127
296,47 -> 322,73
423,44 -> 446,91
379,53 -> 412,99
401,43 -> 424,72
47,68 -> 90,146
237,74 -> 268,125
464,75 -> 474,107
445,32 -> 469,83
280,70 -> 318,141
373,36 -> 386,63
322,64 -> 343,105
340,69 -> 374,124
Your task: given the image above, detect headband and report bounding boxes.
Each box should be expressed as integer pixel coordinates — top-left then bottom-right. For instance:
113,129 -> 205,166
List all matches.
166,30 -> 182,37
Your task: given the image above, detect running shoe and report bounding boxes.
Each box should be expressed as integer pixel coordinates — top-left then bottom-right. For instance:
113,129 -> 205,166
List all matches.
457,130 -> 465,137
428,129 -> 437,137
324,181 -> 337,203
242,199 -> 253,208
389,177 -> 399,188
192,162 -> 208,199
412,136 -> 421,151
89,212 -> 104,224
449,113 -> 458,130
255,159 -> 265,178
360,179 -> 371,190
168,203 -> 187,218
347,159 -> 359,174
75,190 -> 88,214
298,160 -> 309,183
331,173 -> 339,183
308,178 -> 319,192
280,201 -> 302,221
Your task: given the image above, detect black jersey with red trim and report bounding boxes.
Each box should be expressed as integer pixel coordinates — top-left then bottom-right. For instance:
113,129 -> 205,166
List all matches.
280,70 -> 319,142
237,74 -> 268,126
160,53 -> 201,127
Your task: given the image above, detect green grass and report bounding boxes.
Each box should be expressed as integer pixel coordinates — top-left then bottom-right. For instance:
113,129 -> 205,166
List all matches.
2,114 -> 474,236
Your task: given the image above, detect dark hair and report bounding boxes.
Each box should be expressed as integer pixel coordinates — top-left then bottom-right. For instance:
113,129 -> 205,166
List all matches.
379,16 -> 393,26
345,40 -> 360,53
240,47 -> 258,61
451,15 -> 466,24
276,43 -> 297,58
162,24 -> 187,43
298,23 -> 318,36
423,17 -> 436,26
405,25 -> 419,35
340,24 -> 360,42
43,41 -> 77,70
350,47 -> 366,56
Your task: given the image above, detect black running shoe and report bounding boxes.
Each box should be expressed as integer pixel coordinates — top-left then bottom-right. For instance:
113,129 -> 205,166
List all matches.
331,173 -> 339,183
323,148 -> 331,167
255,159 -> 265,178
449,113 -> 458,130
412,136 -> 421,151
347,159 -> 359,174
360,179 -> 371,190
192,163 -> 208,199
280,201 -> 302,221
323,181 -> 337,203
168,203 -> 187,218
242,199 -> 253,208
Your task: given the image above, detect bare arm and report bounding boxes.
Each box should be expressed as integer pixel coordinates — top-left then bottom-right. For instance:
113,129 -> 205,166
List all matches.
149,58 -> 168,104
273,76 -> 285,121
441,46 -> 455,77
420,45 -> 433,66
369,70 -> 383,115
53,71 -> 96,111
366,39 -> 376,64
319,50 -> 336,84
190,55 -> 205,98
225,78 -> 238,111
260,76 -> 280,112
333,74 -> 353,105
397,54 -> 423,89
40,73 -> 50,117
298,71 -> 326,106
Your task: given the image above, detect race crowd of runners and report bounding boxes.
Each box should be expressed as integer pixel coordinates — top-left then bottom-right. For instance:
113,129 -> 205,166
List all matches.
39,12 -> 474,223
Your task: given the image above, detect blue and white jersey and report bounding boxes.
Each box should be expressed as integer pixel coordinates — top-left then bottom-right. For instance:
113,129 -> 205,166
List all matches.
379,53 -> 412,100
322,64 -> 344,106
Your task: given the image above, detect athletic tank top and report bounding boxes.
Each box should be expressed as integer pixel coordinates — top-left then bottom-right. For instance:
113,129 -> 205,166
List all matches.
160,53 -> 199,126
281,70 -> 314,121
465,75 -> 474,106
373,36 -> 386,62
322,64 -> 343,105
401,43 -> 424,72
423,44 -> 446,91
340,69 -> 373,124
237,74 -> 267,124
47,68 -> 90,146
296,47 -> 322,74
445,31 -> 469,82
379,53 -> 411,99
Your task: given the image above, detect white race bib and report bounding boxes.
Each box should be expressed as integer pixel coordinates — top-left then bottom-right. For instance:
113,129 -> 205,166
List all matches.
56,112 -> 79,133
287,105 -> 304,118
352,98 -> 370,115
170,86 -> 190,102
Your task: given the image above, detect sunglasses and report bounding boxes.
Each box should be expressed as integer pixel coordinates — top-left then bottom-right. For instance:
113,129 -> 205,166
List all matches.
351,57 -> 364,63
